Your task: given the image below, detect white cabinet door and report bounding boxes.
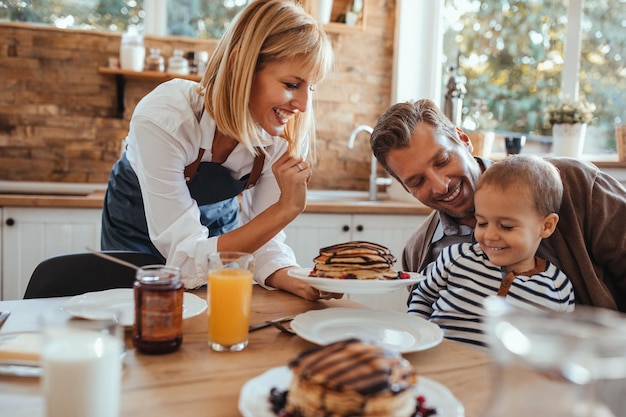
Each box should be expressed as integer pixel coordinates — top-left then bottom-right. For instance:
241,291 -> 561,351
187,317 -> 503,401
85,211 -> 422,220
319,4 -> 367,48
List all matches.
351,214 -> 428,271
349,214 -> 427,312
1,207 -> 102,300
283,213 -> 428,312
283,213 -> 352,268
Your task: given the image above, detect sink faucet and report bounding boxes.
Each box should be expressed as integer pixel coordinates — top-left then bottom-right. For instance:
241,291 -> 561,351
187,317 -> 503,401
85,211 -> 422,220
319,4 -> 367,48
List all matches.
347,125 -> 393,201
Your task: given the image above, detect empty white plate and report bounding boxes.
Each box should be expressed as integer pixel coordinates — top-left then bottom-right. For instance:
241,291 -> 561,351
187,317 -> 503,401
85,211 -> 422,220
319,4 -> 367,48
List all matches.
290,307 -> 443,353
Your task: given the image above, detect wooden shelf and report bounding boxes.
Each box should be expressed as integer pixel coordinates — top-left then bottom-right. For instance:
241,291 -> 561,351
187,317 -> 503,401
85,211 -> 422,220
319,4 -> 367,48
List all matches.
98,67 -> 201,118
324,21 -> 365,34
98,67 -> 202,82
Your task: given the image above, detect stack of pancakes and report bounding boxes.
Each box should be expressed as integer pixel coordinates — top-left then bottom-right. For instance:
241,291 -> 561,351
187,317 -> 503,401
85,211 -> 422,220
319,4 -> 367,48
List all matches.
286,338 -> 418,417
310,241 -> 398,280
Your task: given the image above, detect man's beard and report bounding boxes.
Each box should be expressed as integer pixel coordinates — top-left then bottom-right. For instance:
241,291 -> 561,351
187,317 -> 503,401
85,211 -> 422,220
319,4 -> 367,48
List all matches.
440,205 -> 475,223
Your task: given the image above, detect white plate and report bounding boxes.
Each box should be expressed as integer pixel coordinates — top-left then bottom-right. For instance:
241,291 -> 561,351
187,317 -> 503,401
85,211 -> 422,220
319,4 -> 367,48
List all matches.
0,332 -> 42,377
287,268 -> 422,294
290,308 -> 443,353
238,366 -> 464,417
60,288 -> 207,327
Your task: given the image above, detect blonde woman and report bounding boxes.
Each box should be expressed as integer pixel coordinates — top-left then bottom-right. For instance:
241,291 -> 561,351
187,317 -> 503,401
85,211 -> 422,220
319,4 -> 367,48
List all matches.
102,0 -> 335,300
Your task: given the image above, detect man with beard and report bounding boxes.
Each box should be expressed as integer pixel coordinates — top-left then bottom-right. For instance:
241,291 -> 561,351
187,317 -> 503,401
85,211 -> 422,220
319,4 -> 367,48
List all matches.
370,99 -> 626,312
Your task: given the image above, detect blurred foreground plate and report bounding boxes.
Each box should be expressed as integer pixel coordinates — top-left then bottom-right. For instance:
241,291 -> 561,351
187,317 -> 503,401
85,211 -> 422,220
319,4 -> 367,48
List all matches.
238,366 -> 464,417
291,307 -> 443,353
0,332 -> 42,377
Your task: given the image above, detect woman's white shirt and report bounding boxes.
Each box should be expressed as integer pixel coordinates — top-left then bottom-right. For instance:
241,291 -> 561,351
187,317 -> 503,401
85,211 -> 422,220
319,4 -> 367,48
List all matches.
124,78 -> 298,288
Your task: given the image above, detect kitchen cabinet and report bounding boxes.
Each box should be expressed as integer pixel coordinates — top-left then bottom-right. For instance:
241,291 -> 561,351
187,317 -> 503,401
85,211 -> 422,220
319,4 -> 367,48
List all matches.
1,207 -> 102,300
0,192 -> 427,303
283,212 -> 428,311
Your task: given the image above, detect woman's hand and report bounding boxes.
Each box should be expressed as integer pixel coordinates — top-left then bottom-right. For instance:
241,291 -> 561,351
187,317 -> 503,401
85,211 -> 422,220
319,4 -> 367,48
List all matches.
266,267 -> 343,301
215,152 -> 312,254
272,151 -> 311,215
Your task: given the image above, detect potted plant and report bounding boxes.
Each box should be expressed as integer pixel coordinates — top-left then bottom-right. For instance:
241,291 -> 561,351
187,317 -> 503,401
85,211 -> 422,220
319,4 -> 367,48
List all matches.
545,96 -> 595,158
545,96 -> 595,125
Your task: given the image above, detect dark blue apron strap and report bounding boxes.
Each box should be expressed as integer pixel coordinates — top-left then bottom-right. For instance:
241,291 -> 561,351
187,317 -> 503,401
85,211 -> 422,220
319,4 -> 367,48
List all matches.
184,147 -> 265,186
185,149 -> 265,205
186,162 -> 248,206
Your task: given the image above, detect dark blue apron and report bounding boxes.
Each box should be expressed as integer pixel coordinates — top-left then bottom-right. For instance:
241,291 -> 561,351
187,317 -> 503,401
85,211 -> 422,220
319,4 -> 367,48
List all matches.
101,152 -> 263,261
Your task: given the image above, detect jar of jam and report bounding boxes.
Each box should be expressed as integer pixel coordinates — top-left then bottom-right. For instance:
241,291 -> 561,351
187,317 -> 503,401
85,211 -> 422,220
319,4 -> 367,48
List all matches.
133,265 -> 183,354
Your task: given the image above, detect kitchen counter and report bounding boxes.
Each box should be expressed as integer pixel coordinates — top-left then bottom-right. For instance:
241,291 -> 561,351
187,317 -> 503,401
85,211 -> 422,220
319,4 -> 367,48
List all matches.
305,198 -> 431,215
2,159 -> 624,215
0,181 -> 108,209
0,189 -> 432,216
0,192 -> 107,209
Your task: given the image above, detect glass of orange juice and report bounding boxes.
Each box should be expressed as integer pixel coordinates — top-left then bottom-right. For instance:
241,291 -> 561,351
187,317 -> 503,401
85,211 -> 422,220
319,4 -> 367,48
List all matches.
207,252 -> 254,352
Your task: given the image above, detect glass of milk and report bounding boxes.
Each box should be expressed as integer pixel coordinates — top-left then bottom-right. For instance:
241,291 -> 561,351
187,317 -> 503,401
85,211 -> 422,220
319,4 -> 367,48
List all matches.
40,309 -> 124,417
484,296 -> 626,417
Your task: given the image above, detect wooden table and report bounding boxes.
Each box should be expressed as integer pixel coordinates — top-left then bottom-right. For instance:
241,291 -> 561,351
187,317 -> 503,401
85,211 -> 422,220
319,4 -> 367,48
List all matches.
0,286 -> 494,417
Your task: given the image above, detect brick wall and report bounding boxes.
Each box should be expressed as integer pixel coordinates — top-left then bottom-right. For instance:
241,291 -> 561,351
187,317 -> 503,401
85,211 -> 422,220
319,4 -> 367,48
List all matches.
0,0 -> 394,190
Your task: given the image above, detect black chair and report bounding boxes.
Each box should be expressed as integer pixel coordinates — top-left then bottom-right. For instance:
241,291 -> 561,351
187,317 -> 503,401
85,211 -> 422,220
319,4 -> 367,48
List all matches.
23,251 -> 164,299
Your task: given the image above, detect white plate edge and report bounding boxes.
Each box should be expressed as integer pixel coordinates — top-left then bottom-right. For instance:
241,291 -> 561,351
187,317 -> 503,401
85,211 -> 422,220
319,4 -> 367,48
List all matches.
287,268 -> 421,294
60,289 -> 207,326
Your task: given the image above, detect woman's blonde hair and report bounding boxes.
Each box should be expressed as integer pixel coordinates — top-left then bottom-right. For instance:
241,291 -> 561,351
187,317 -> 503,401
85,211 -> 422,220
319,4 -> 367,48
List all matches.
198,0 -> 334,159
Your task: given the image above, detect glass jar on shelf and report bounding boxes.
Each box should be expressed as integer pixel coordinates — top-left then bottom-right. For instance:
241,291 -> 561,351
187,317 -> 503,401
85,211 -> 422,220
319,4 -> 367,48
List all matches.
345,0 -> 364,25
119,25 -> 145,72
168,49 -> 189,75
195,51 -> 209,75
145,47 -> 165,72
185,51 -> 197,74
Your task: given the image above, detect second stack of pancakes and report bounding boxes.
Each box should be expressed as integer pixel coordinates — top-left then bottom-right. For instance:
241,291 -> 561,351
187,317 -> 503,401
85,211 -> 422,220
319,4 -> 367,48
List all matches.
310,241 -> 398,280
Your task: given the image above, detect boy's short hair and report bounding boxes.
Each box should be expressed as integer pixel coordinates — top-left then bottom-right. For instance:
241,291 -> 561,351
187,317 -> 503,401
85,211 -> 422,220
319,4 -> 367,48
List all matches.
476,155 -> 563,216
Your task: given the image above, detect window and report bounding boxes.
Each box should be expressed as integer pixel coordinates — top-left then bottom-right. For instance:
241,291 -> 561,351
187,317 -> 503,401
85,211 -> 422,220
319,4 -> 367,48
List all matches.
1,0 -> 249,39
3,0 -> 144,31
442,0 -> 626,155
166,0 -> 249,39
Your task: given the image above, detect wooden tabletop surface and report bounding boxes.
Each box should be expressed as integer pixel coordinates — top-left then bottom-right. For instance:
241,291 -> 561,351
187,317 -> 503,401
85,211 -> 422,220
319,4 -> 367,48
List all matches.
0,286 -> 493,417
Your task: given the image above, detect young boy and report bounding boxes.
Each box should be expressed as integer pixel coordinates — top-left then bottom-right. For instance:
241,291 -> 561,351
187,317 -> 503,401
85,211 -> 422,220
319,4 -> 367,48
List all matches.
408,155 -> 575,349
